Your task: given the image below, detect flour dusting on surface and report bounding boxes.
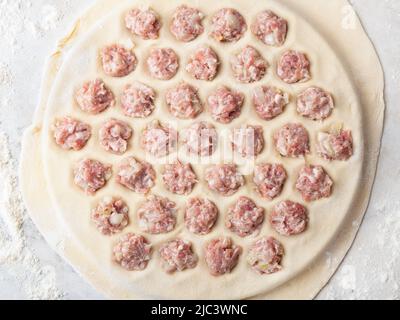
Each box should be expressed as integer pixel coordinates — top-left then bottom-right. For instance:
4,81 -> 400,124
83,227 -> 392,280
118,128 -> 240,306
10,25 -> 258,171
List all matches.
320,199 -> 400,300
0,0 -> 69,300
0,132 -> 64,300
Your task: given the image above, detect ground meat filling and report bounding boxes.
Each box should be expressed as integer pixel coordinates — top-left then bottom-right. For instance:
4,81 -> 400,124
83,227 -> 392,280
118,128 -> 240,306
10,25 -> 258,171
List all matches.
170,5 -> 204,42
75,79 -> 115,114
230,46 -> 268,83
208,86 -> 244,124
253,163 -> 287,200
252,86 -> 289,120
99,119 -> 133,155
162,161 -> 197,195
205,164 -> 245,196
159,239 -> 198,273
205,237 -> 242,276
53,117 -> 91,151
184,197 -> 218,235
141,120 -> 178,158
296,165 -> 333,202
231,125 -> 265,158
251,10 -> 288,47
210,8 -> 247,42
297,87 -> 334,120
125,8 -> 161,40
113,233 -> 152,271
116,157 -> 156,194
121,82 -> 156,118
277,50 -> 311,84
181,121 -> 218,157
274,123 -> 310,157
270,200 -> 308,236
226,196 -> 264,237
186,46 -> 219,81
247,236 -> 284,274
73,159 -> 112,195
101,44 -> 137,77
91,197 -> 129,235
147,48 -> 179,80
137,195 -> 177,234
165,82 -> 203,119
317,130 -> 354,161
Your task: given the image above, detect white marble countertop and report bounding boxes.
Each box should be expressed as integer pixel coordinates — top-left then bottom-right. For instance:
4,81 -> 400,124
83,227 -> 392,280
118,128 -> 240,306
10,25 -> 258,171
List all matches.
0,0 -> 399,300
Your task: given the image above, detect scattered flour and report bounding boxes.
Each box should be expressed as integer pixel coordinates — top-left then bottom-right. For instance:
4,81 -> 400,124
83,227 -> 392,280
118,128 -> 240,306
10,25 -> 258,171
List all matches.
0,0 -> 65,53
337,265 -> 357,292
0,132 -> 64,300
0,63 -> 12,86
0,0 -> 68,299
25,4 -> 64,39
321,198 -> 400,300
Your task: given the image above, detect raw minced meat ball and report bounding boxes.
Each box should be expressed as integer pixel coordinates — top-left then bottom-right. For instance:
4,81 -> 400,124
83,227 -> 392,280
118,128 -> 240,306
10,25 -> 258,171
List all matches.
205,237 -> 242,276
162,161 -> 197,195
247,236 -> 284,274
181,121 -> 218,157
125,8 -> 161,40
317,130 -> 353,161
231,125 -> 265,158
295,165 -> 333,201
274,123 -> 310,157
75,79 -> 115,114
297,86 -> 334,120
251,10 -> 288,46
186,46 -> 219,81
253,163 -> 287,200
159,238 -> 198,273
184,197 -> 219,235
170,5 -> 204,42
230,46 -> 268,83
137,195 -> 177,234
73,159 -> 112,195
205,164 -> 245,196
270,200 -> 308,236
208,86 -> 244,124
141,120 -> 178,158
162,160 -> 197,194
99,119 -> 132,154
252,86 -> 289,120
100,44 -> 137,77
210,8 -> 247,42
277,50 -> 311,84
121,82 -> 156,118
147,48 -> 179,80
53,117 -> 91,151
225,196 -> 264,237
116,157 -> 156,194
113,233 -> 152,271
91,196 -> 129,235
165,82 -> 203,119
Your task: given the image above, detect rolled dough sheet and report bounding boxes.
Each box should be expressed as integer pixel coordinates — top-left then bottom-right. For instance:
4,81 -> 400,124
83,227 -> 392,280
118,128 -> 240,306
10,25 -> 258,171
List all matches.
20,0 -> 384,299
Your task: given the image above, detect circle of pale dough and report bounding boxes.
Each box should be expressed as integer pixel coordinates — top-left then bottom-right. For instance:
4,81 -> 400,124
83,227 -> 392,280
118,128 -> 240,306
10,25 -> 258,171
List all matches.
20,0 -> 384,299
